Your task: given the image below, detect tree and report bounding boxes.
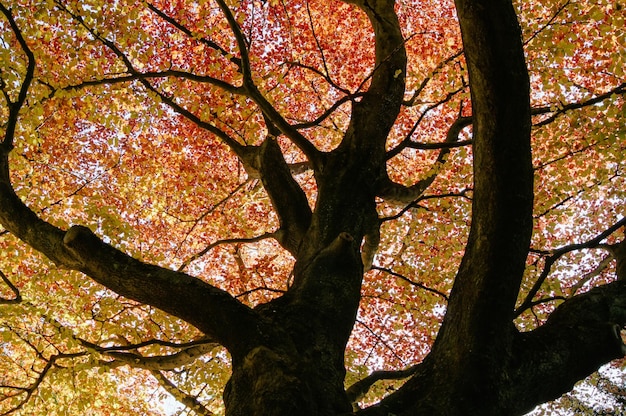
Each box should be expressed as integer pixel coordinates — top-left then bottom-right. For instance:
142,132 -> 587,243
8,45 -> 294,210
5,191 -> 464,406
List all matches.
0,0 -> 624,414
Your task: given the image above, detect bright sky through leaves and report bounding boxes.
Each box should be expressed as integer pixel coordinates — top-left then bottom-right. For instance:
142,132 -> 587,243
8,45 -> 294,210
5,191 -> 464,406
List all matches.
0,0 -> 625,414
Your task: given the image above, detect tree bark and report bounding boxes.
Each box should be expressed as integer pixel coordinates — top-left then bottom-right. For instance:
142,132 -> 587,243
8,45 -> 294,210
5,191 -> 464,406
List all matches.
1,0 -> 625,415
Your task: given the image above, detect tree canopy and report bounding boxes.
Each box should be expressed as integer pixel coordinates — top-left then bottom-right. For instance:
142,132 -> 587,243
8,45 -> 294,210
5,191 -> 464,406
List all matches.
0,0 -> 625,414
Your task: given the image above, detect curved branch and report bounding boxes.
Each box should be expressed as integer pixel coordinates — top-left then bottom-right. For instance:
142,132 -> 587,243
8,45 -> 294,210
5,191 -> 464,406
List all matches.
386,89 -> 467,160
255,137 -> 313,254
53,1 -> 256,167
511,279 -> 626,413
532,82 -> 626,128
0,270 -> 21,304
371,266 -> 449,301
380,189 -> 472,223
291,94 -> 356,130
150,370 -> 215,416
346,364 -> 420,407
437,0 -> 533,340
339,0 -> 407,157
403,50 -> 464,107
0,180 -> 261,358
379,115 -> 471,204
0,3 -> 36,155
145,1 -> 242,69
178,232 -> 276,272
0,359 -> 53,416
214,0 -> 322,165
98,343 -> 219,371
52,70 -> 244,95
285,61 -> 354,97
516,217 -> 626,316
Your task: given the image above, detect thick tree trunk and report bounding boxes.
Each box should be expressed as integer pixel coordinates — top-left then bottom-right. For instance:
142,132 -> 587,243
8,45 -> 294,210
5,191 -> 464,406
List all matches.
2,1 -> 625,416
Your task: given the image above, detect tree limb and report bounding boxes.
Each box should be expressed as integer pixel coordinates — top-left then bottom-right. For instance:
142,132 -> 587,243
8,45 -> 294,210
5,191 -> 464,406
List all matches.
379,115 -> 471,203
214,0 -> 322,165
150,370 -> 216,416
516,217 -> 626,316
346,364 -> 420,408
0,3 -> 36,156
0,270 -> 21,304
532,82 -> 626,128
511,279 -> 626,414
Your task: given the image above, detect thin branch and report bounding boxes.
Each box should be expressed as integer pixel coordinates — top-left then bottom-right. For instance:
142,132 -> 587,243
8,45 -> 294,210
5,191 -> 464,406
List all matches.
284,61 -> 353,97
214,0 -> 252,83
150,370 -> 215,416
215,0 -> 321,164
356,319 -> 407,365
387,88 -> 467,160
235,286 -> 286,299
177,232 -> 276,272
291,94 -> 357,129
403,50 -> 463,107
141,81 -> 248,154
49,70 -> 244,96
0,360 -> 53,416
0,3 -> 36,153
173,180 -> 249,256
519,295 -> 567,310
55,1 -> 248,157
145,2 -> 242,69
516,217 -> 626,316
569,253 -> 614,295
371,266 -> 449,301
305,1 -> 331,82
0,270 -> 21,304
523,0 -> 571,46
380,189 -> 472,223
532,83 -> 626,128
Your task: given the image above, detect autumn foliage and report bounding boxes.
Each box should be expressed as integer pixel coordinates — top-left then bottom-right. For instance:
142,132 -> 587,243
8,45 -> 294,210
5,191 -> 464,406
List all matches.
0,0 -> 625,414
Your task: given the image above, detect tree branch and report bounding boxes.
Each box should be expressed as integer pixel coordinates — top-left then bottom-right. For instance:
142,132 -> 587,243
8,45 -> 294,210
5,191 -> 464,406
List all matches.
0,270 -> 21,304
403,50 -> 464,107
339,0 -> 407,157
150,370 -> 216,416
145,1 -> 242,69
371,266 -> 449,301
178,232 -> 276,272
0,3 -> 36,156
379,115 -> 471,203
346,364 -> 420,407
438,0 -> 533,340
532,82 -> 626,128
386,89 -> 467,160
516,217 -> 626,316
255,137 -> 313,255
214,0 -> 322,165
511,279 -> 626,414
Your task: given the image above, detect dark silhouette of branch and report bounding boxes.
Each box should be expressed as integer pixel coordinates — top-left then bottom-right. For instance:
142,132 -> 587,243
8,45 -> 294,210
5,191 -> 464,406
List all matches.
532,83 -> 626,127
380,189 -> 472,222
0,3 -> 36,154
178,232 -> 276,272
346,363 -> 420,406
371,266 -> 449,300
516,217 -> 626,316
523,0 -> 571,46
0,270 -> 21,304
403,50 -> 463,107
145,1 -> 242,69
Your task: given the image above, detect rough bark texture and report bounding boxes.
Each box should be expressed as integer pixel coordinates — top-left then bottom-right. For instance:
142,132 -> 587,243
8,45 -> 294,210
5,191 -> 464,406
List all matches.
1,0 -> 625,415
